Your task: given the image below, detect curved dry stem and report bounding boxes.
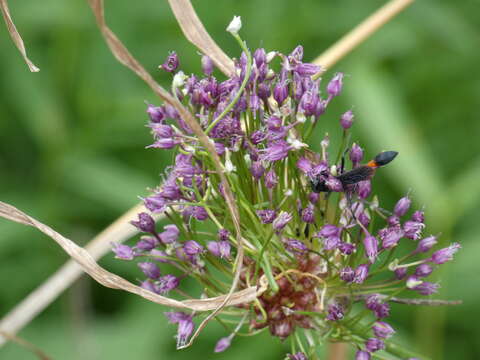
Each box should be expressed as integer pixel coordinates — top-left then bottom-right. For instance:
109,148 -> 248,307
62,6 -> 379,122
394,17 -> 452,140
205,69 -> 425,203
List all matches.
167,0 -> 235,76
312,0 -> 414,72
0,0 -> 40,72
86,0 -> 245,347
0,203 -> 147,347
0,201 -> 264,311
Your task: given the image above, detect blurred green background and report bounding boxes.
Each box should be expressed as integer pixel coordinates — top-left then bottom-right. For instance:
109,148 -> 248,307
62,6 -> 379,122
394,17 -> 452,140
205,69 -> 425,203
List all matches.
1,0 -> 479,359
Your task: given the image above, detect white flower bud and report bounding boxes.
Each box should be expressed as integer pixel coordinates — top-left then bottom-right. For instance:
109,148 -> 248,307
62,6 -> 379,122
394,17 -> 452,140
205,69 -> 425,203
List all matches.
226,16 -> 242,34
223,149 -> 236,173
266,51 -> 277,63
172,71 -> 186,88
266,69 -> 276,80
330,165 -> 338,176
406,276 -> 423,289
225,159 -> 236,173
296,111 -> 306,123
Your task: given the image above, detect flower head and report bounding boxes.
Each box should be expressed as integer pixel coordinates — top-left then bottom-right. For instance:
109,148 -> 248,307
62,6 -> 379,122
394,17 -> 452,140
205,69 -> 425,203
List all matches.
113,42 -> 461,359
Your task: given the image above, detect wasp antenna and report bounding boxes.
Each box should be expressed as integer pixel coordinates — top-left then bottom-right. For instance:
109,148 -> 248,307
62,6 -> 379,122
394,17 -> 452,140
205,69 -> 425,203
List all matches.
374,151 -> 398,166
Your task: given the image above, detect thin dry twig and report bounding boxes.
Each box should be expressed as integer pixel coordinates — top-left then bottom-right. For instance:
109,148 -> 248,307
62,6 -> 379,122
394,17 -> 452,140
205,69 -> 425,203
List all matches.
312,0 -> 414,71
167,0 -> 235,76
0,330 -> 50,360
0,0 -> 39,72
0,201 -> 266,311
86,0 -> 245,347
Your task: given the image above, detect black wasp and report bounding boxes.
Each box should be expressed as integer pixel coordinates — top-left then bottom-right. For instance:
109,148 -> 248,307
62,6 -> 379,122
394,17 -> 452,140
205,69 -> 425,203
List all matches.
310,151 -> 398,193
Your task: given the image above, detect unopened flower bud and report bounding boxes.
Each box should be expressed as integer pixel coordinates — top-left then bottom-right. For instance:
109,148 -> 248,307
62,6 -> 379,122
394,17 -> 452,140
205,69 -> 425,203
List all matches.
350,143 -> 364,165
301,204 -> 315,223
138,262 -> 160,279
416,235 -> 438,253
355,350 -> 371,360
326,176 -> 343,192
183,240 -> 204,255
218,229 -> 230,241
394,195 -> 411,217
339,242 -> 356,255
327,72 -> 344,97
273,80 -> 289,105
257,209 -> 277,224
326,303 -> 344,321
363,234 -> 378,263
365,338 -> 385,352
253,48 -> 267,67
288,352 -> 307,360
250,161 -> 265,180
430,243 -> 461,264
201,55 -> 214,76
214,336 -> 232,353
394,267 -> 407,280
226,16 -> 242,34
160,51 -> 179,72
340,266 -> 355,282
265,169 -> 278,189
340,110 -> 354,129
172,71 -> 187,88
273,211 -> 293,231
353,264 -> 369,284
146,104 -> 165,123
160,224 -> 180,244
372,321 -> 395,339
406,275 -> 423,289
112,243 -> 134,260
411,209 -> 424,222
157,274 -> 179,294
207,241 -> 231,259
413,281 -> 439,295
130,212 -> 156,234
356,180 -> 370,199
415,264 -> 433,277
318,224 -> 341,238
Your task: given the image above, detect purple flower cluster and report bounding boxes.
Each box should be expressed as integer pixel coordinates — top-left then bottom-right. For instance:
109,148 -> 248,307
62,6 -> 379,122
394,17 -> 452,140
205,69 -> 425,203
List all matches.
112,39 -> 461,359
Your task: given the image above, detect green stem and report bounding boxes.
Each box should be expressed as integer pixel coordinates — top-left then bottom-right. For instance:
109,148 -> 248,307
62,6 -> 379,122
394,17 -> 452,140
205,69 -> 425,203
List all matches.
205,33 -> 252,135
345,322 -> 431,360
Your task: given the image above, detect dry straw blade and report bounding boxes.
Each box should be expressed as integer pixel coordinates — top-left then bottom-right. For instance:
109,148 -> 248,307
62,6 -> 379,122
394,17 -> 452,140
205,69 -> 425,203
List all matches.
0,0 -> 39,72
167,0 -> 235,76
